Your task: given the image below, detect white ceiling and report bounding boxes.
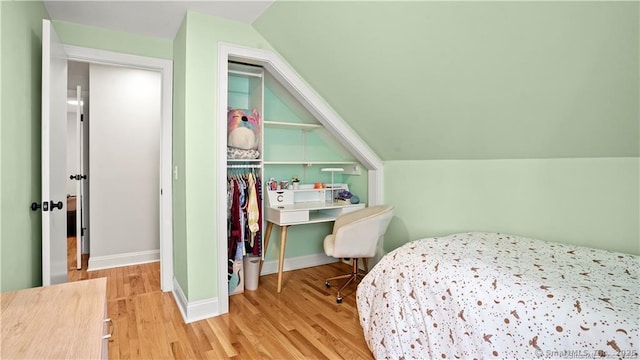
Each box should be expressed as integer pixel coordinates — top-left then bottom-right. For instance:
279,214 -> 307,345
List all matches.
43,0 -> 274,39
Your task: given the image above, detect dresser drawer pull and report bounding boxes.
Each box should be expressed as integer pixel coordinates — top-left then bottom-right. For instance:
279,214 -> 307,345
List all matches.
102,318 -> 114,339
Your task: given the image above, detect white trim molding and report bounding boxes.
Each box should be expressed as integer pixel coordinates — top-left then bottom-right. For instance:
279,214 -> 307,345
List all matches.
87,250 -> 159,271
172,253 -> 337,324
172,278 -> 220,324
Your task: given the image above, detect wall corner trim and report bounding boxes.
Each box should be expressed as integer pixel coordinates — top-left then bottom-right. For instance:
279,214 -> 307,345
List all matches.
172,277 -> 221,324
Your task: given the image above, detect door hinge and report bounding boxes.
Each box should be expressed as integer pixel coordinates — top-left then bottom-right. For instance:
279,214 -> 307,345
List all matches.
80,114 -> 84,122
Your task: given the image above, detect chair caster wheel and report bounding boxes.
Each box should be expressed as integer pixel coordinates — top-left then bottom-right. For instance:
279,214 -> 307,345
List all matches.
325,281 -> 331,288
336,297 -> 343,304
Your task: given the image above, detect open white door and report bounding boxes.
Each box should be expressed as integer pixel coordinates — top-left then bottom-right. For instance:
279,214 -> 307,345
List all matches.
74,85 -> 83,270
42,19 -> 68,286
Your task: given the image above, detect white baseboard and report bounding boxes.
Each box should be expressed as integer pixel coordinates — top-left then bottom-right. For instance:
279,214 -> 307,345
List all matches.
87,249 -> 159,271
260,252 -> 338,275
172,277 -> 221,324
171,253 -> 339,323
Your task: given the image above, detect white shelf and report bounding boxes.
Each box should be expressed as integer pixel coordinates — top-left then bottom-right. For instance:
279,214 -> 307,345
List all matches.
263,161 -> 358,166
227,158 -> 261,162
263,121 -> 322,131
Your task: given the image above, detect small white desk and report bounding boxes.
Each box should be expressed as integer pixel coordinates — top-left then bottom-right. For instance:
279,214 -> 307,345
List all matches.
262,197 -> 365,293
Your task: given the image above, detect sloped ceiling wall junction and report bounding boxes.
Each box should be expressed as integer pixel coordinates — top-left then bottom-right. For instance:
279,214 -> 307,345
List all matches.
253,2 -> 639,161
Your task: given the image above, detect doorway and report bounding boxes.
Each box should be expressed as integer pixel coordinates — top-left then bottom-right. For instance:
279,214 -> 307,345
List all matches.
62,46 -> 173,291
65,68 -> 89,272
66,60 -> 163,272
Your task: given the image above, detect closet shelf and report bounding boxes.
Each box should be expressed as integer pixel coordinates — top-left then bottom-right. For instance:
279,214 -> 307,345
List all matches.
227,159 -> 262,162
228,69 -> 263,78
263,121 -> 322,131
263,161 -> 358,166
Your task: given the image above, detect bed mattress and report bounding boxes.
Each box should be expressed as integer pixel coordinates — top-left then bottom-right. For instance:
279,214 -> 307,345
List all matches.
356,232 -> 639,359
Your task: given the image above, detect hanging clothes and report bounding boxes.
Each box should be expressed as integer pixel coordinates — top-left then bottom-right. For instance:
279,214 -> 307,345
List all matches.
227,168 -> 262,284
247,172 -> 260,246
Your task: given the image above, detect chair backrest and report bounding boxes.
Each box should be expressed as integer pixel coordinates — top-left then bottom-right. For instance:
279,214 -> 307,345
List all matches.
331,205 -> 394,259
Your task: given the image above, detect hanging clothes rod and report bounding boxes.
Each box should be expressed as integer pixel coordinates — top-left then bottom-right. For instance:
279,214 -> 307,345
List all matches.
228,164 -> 262,169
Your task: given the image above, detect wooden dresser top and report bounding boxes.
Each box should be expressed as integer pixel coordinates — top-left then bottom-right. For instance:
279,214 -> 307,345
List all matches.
1,277 -> 107,359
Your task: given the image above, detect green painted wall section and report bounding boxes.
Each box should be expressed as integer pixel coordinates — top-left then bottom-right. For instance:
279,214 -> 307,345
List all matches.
260,79 -> 368,262
51,20 -> 172,60
0,1 -> 50,291
180,12 -> 276,301
384,158 -> 639,255
172,17 -> 188,296
254,1 -> 639,160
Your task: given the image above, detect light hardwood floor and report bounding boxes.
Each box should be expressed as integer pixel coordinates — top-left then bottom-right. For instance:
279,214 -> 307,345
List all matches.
67,237 -> 374,359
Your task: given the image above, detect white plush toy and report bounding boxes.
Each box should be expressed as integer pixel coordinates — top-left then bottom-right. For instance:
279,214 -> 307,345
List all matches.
227,108 -> 260,150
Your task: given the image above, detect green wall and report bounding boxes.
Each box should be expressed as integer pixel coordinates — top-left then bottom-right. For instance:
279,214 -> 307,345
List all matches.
0,4 -> 174,292
178,12 -> 277,301
172,17 -> 188,296
0,1 -> 50,291
51,20 -> 172,60
254,1 -> 639,256
385,158 -> 639,255
254,2 -> 639,161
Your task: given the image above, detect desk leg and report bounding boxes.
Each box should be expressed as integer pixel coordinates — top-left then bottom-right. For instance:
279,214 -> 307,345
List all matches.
277,225 -> 288,293
260,222 -> 274,275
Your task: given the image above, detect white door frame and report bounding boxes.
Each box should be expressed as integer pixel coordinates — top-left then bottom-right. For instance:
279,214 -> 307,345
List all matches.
74,85 -> 82,270
64,45 -> 174,291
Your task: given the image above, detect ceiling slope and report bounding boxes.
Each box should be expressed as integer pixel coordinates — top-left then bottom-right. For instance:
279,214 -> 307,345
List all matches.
253,1 -> 639,160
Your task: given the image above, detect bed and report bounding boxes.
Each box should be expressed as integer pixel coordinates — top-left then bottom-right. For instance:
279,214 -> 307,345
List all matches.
356,232 -> 639,359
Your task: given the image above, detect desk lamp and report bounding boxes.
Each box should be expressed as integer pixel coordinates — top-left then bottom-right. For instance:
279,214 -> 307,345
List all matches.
321,167 -> 344,202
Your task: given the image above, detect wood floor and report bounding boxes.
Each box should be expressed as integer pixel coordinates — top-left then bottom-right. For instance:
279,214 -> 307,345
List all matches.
66,237 -> 373,359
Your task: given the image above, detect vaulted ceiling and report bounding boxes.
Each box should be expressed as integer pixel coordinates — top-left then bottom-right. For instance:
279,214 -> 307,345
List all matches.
44,1 -> 639,161
253,2 -> 639,160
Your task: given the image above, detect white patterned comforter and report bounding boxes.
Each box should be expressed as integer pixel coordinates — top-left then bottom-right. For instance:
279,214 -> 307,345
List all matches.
356,232 -> 639,359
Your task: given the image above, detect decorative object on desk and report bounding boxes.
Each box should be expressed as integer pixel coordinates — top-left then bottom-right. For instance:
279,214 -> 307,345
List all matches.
314,182 -> 324,189
268,177 -> 277,191
279,180 -> 289,190
335,190 -> 353,205
227,109 -> 261,158
321,167 -> 344,202
291,175 -> 300,190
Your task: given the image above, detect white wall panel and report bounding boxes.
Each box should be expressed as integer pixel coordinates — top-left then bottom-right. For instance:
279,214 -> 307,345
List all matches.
89,63 -> 161,263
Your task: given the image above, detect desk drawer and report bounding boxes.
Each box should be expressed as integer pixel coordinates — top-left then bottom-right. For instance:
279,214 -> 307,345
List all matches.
266,208 -> 309,224
281,210 -> 308,223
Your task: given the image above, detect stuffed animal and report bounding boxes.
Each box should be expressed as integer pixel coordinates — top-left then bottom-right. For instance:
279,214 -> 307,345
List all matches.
227,109 -> 260,150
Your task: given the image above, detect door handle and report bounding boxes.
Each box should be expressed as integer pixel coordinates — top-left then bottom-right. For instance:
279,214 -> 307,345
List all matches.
30,201 -> 52,211
69,174 -> 87,180
50,201 -> 63,210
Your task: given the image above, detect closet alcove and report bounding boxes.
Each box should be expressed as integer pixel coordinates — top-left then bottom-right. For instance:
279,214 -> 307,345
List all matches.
217,44 -> 384,312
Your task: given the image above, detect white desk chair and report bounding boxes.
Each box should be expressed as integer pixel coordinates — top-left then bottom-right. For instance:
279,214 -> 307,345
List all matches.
323,205 -> 394,303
